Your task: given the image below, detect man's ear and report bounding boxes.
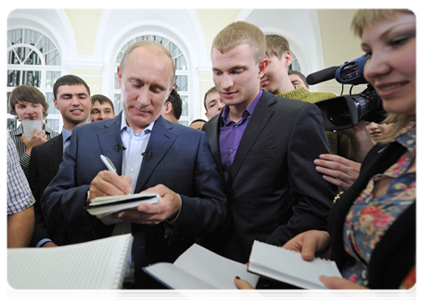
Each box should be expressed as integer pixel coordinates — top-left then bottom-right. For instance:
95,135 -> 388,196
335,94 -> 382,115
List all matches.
284,51 -> 293,69
164,102 -> 173,114
53,98 -> 58,109
258,57 -> 269,79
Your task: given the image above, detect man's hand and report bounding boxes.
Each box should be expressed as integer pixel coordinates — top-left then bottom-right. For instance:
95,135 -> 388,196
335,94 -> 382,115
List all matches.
89,170 -> 132,202
282,230 -> 331,261
303,276 -> 383,300
113,184 -> 181,225
314,154 -> 361,191
235,278 -> 267,300
22,128 -> 47,155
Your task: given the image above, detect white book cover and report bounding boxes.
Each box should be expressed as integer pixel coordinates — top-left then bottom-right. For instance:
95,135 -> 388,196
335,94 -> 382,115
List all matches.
8,234 -> 133,289
248,240 -> 342,289
144,243 -> 259,289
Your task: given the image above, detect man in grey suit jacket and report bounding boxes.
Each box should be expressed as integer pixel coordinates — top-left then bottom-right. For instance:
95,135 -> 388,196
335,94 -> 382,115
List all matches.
41,41 -> 229,288
203,21 -> 337,267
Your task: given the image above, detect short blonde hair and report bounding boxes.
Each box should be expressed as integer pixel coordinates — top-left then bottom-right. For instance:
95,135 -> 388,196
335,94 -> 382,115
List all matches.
265,34 -> 290,59
351,9 -> 416,142
119,40 -> 176,84
351,9 -> 413,37
212,21 -> 266,63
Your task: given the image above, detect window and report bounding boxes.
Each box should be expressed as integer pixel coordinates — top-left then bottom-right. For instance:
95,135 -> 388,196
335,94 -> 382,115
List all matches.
113,35 -> 190,126
7,28 -> 62,131
289,51 -> 301,72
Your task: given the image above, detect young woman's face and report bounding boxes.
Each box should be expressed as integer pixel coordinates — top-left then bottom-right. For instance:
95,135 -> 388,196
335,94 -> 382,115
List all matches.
362,12 -> 416,116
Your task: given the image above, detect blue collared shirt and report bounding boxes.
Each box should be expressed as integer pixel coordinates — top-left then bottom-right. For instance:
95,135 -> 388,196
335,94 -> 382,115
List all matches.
119,112 -> 154,192
219,89 -> 263,181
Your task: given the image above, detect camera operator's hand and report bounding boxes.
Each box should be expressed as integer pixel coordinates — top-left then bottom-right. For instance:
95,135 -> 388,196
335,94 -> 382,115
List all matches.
341,120 -> 374,163
314,154 -> 361,191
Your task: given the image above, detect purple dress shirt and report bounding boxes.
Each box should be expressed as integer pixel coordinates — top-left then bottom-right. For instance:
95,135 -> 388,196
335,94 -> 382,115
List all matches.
219,90 -> 263,181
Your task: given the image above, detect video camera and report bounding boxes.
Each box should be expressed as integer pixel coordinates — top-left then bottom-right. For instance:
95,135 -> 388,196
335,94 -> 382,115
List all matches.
306,55 -> 386,131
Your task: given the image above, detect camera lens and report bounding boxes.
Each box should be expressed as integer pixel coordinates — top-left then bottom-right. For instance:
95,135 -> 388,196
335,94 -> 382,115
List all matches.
327,101 -> 351,126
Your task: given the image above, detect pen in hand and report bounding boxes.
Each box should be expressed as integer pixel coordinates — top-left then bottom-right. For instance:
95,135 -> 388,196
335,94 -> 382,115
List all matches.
100,154 -> 132,195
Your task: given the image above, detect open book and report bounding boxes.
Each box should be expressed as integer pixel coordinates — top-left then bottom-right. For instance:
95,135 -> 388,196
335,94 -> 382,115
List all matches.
8,234 -> 133,289
85,192 -> 161,224
143,244 -> 259,289
248,240 -> 342,289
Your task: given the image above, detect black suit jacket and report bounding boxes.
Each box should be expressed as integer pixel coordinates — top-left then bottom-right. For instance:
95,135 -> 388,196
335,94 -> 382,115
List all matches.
203,90 -> 337,262
28,134 -> 65,246
328,142 -> 415,289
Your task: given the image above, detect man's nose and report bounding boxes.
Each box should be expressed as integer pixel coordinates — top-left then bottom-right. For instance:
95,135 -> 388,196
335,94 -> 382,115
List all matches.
137,87 -> 150,107
221,74 -> 233,89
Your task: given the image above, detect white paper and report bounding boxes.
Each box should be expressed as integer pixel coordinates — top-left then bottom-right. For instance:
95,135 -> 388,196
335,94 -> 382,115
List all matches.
248,240 -> 342,289
8,234 -> 133,289
144,244 -> 259,289
22,119 -> 42,137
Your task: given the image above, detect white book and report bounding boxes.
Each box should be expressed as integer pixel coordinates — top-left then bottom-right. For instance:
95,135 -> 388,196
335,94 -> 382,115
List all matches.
8,234 -> 133,289
143,244 -> 259,289
248,240 -> 342,289
85,192 -> 161,225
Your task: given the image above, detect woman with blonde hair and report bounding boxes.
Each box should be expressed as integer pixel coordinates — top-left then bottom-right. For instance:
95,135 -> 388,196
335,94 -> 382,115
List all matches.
236,9 -> 416,289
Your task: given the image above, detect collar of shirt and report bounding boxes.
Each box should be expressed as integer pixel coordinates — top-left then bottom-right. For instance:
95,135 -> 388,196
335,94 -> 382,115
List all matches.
61,127 -> 72,145
119,112 -> 154,192
119,111 -> 155,135
394,119 -> 415,156
220,89 -> 263,126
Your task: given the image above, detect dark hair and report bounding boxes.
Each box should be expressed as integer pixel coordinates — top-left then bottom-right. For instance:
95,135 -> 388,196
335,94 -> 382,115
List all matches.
288,70 -> 309,88
91,94 -> 115,113
53,75 -> 90,99
166,89 -> 183,120
203,86 -> 218,112
190,119 -> 206,125
9,85 -> 49,117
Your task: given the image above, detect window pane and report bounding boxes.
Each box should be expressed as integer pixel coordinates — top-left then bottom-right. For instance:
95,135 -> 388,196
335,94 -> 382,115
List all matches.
36,35 -> 56,54
45,49 -> 60,65
153,36 -> 168,46
24,29 -> 42,46
46,71 -> 61,88
114,73 -> 120,89
8,49 -> 21,64
4,92 -> 10,113
7,29 -> 23,46
181,96 -> 188,117
175,54 -> 187,70
45,93 -> 59,114
7,70 -> 20,87
45,118 -> 60,132
114,94 -> 122,114
24,49 -> 41,65
175,75 -> 188,92
7,118 -> 17,130
167,42 -> 181,58
22,71 -> 41,87
179,120 -> 188,127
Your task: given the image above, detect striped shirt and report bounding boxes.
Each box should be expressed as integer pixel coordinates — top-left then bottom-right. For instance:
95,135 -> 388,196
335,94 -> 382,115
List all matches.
9,124 -> 59,176
7,131 -> 35,215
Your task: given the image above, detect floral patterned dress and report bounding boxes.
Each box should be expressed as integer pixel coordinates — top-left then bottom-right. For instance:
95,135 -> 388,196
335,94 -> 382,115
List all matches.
341,120 -> 416,286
